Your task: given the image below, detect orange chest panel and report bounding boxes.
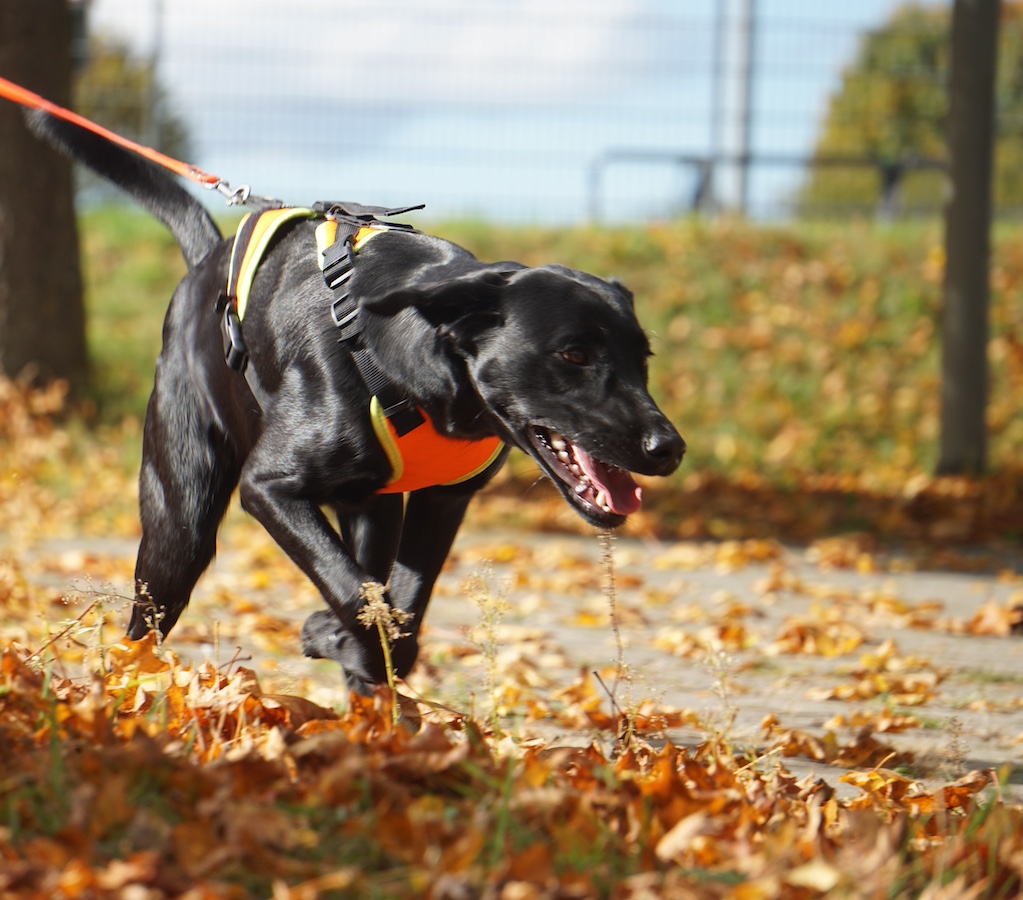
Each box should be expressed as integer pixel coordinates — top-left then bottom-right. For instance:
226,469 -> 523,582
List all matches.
369,397 -> 504,494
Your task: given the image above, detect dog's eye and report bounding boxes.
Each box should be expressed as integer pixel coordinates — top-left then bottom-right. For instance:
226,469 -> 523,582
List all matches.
559,347 -> 589,366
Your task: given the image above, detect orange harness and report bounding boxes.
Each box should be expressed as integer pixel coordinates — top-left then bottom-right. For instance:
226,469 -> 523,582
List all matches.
225,210 -> 504,493
368,396 -> 504,493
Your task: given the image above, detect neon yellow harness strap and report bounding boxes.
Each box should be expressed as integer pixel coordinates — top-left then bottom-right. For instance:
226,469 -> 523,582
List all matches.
314,220 -> 385,269
230,207 -> 318,319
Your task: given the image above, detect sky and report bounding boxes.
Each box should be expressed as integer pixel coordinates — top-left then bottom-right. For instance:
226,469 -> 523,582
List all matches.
83,0 -> 945,223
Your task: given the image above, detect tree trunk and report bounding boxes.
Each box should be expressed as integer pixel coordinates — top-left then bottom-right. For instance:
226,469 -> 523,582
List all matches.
0,0 -> 88,388
938,0 -> 1000,475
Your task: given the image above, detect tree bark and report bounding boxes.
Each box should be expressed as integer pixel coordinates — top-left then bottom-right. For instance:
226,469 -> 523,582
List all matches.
0,0 -> 88,388
938,0 -> 1000,475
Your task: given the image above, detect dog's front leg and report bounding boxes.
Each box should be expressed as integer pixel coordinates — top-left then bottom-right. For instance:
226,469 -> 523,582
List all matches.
239,472 -> 398,689
336,493 -> 405,584
299,486 -> 475,695
297,476 -> 499,694
383,457 -> 510,679
387,484 -> 477,631
306,484 -> 479,693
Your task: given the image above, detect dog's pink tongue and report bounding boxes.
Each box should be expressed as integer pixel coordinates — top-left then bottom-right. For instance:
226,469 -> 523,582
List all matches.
574,446 -> 642,515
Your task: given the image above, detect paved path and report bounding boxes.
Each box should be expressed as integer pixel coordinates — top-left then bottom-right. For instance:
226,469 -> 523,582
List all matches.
438,531 -> 1023,798
17,524 -> 1023,800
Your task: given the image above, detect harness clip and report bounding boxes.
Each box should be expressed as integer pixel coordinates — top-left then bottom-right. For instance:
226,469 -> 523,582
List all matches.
322,239 -> 356,289
221,302 -> 249,373
330,293 -> 363,340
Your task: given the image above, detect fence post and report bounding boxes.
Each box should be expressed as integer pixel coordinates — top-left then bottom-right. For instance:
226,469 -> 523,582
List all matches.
735,0 -> 757,216
878,162 -> 903,222
938,0 -> 1000,475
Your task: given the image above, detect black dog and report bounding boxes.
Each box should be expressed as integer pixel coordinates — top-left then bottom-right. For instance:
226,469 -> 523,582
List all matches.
30,111 -> 684,694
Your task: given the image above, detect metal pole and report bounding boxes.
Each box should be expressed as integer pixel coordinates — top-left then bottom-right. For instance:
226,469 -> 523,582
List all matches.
735,0 -> 756,216
706,0 -> 727,215
146,0 -> 163,148
588,156 -> 603,224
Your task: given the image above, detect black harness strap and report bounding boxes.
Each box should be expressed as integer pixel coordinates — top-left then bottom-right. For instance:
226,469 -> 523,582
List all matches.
215,200 -> 426,427
215,290 -> 274,411
316,201 -> 426,436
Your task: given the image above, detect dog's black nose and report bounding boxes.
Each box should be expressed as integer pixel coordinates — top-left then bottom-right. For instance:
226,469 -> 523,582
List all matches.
644,429 -> 686,472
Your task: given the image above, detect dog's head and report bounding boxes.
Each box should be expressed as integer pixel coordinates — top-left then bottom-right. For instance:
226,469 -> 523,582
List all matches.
363,261 -> 685,528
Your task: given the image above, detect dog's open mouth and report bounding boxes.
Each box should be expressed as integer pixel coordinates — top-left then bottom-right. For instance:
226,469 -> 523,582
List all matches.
527,426 -> 642,519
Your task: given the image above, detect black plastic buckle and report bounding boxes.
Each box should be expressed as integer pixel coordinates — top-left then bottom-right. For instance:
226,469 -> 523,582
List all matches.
330,293 -> 362,340
221,303 -> 249,373
322,239 -> 355,290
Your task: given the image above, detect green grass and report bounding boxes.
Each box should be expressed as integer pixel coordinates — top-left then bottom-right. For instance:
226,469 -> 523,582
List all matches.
80,206 -> 186,420
957,669 -> 1023,687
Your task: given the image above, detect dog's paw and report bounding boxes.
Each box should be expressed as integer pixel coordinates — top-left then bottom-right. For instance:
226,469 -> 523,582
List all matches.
300,609 -> 418,692
301,610 -> 348,660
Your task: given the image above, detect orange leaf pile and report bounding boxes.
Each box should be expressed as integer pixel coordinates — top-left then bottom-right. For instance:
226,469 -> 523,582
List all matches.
0,635 -> 1019,898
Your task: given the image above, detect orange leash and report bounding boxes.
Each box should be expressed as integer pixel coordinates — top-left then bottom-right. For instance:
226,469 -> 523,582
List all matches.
0,74 -> 247,201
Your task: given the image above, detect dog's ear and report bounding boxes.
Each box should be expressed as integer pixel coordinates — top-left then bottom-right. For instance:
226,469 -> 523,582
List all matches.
361,267 -> 516,317
610,278 -> 635,308
362,266 -> 519,352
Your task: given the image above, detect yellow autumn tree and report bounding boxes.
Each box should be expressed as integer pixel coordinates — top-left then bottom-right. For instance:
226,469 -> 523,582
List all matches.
797,2 -> 1023,216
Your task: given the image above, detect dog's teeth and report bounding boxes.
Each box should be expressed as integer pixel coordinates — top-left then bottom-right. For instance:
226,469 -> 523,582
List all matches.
557,450 -> 571,463
570,464 -> 581,476
550,434 -> 568,452
579,473 -> 590,484
574,482 -> 588,495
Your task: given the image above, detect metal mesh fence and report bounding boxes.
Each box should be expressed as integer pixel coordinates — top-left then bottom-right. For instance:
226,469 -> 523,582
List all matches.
72,0 -> 973,224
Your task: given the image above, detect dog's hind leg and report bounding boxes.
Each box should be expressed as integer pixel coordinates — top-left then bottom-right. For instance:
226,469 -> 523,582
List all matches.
127,379 -> 240,640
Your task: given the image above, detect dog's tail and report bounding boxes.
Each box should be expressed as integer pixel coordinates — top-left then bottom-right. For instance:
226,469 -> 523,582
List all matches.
26,110 -> 222,270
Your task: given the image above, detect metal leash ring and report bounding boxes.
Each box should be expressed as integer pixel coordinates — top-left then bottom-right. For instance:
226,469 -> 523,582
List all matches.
213,181 -> 252,206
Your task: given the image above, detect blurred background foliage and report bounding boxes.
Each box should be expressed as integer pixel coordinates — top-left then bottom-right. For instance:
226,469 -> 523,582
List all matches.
72,33 -> 192,192
799,2 -> 1023,215
5,1 -> 1020,545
